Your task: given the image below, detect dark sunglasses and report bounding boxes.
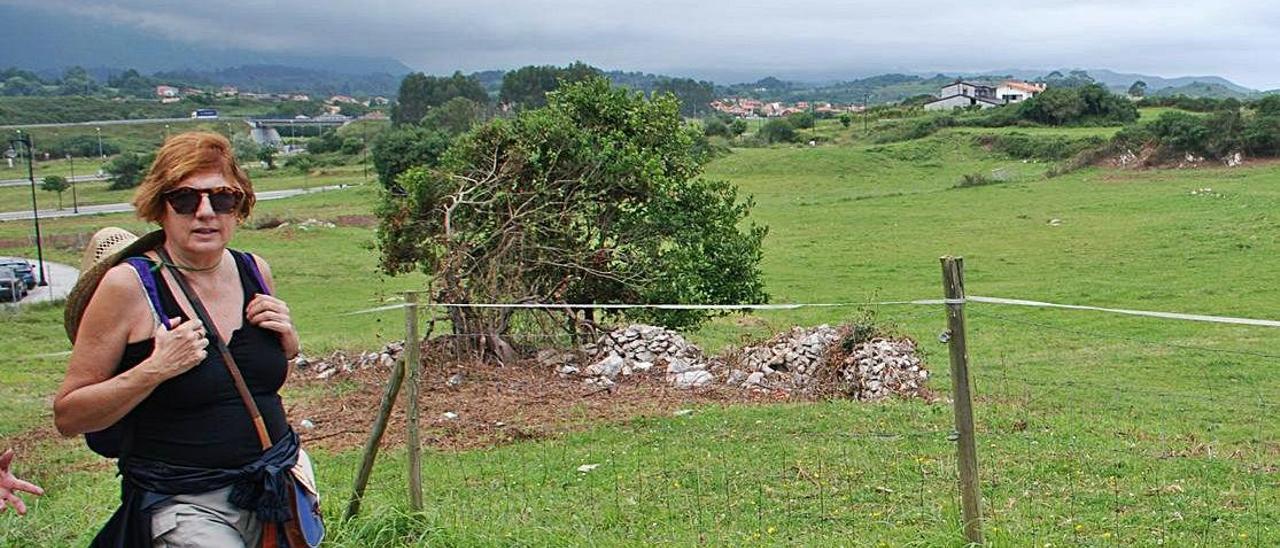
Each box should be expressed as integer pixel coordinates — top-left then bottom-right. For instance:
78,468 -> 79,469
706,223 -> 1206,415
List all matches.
163,186 -> 244,215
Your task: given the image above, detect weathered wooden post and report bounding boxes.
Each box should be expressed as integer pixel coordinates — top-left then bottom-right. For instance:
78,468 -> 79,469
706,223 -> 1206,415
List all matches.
405,291 -> 424,511
941,256 -> 984,544
345,356 -> 406,520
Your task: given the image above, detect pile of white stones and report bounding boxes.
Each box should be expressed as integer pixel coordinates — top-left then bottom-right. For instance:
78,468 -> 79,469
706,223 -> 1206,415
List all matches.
300,341 -> 404,379
571,324 -> 714,389
834,338 -> 929,401
727,325 -> 841,390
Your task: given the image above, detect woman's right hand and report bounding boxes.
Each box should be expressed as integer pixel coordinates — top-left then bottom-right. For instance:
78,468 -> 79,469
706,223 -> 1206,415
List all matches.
144,317 -> 208,381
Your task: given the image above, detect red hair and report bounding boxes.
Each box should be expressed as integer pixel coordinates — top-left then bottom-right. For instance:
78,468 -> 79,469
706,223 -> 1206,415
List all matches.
132,132 -> 255,222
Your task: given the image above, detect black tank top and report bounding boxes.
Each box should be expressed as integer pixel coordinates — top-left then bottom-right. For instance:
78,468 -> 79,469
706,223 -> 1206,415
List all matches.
116,250 -> 289,468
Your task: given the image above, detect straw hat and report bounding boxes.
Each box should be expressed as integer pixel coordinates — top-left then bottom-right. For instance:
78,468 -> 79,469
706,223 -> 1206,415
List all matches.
64,227 -> 166,343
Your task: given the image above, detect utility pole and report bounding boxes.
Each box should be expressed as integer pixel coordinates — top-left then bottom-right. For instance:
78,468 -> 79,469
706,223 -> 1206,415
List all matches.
361,135 -> 369,183
67,153 -> 79,213
863,92 -> 870,134
9,136 -> 48,286
96,127 -> 104,158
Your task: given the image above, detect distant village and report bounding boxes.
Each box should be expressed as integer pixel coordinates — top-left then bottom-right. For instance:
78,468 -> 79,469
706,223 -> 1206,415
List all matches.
151,84 -> 390,117
709,98 -> 865,118
708,79 -> 1050,118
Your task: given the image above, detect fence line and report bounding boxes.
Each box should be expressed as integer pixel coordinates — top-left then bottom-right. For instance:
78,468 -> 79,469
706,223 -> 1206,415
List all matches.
343,294 -> 1280,330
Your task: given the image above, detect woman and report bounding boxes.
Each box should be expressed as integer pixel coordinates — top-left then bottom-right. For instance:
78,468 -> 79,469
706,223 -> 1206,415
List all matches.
54,132 -> 302,546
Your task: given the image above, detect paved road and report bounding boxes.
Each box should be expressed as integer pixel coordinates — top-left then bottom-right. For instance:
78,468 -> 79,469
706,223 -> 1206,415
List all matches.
0,117 -> 240,130
0,258 -> 78,306
0,174 -> 106,188
0,183 -> 355,222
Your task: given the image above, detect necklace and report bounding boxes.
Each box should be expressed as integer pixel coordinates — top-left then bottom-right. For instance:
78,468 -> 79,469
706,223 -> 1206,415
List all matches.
148,247 -> 222,273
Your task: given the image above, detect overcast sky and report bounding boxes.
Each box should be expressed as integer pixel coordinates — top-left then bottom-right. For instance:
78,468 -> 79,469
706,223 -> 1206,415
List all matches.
21,0 -> 1280,88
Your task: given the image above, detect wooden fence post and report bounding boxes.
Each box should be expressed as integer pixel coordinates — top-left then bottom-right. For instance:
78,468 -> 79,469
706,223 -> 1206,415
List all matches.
941,256 -> 984,545
344,356 -> 406,520
405,292 -> 424,511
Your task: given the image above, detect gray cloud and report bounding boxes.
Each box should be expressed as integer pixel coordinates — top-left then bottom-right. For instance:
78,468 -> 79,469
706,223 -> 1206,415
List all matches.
16,0 -> 1280,87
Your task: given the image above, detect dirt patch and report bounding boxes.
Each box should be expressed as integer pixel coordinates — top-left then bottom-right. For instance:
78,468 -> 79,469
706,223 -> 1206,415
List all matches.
289,322 -> 936,453
288,355 -> 797,453
0,231 -> 95,253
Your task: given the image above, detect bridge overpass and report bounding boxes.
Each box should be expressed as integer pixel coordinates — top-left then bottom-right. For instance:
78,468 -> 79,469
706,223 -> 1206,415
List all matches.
245,115 -> 353,147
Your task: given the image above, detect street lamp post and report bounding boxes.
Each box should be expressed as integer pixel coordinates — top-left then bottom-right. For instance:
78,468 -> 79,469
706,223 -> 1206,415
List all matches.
96,127 -> 104,158
9,136 -> 48,287
67,153 -> 79,213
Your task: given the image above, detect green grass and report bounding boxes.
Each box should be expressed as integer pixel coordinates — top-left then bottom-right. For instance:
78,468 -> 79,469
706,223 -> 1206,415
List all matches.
5,128 -> 1280,544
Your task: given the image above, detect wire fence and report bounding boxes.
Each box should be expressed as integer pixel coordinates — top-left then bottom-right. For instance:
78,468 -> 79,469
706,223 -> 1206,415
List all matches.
334,278 -> 1280,544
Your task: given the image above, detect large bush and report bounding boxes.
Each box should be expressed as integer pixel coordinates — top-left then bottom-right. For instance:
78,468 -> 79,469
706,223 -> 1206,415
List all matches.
377,77 -> 768,357
1018,84 -> 1136,126
1148,112 -> 1210,156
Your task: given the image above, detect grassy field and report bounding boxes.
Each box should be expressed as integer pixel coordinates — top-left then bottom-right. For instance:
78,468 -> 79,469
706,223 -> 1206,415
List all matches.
0,163 -> 371,213
3,118 -> 1280,545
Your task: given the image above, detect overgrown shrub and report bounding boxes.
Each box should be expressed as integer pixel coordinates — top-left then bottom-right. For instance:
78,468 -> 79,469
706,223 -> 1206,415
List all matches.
976,133 -> 1105,160
1243,115 -> 1280,156
1149,111 -> 1210,156
873,115 -> 955,143
1018,84 -> 1137,126
759,119 -> 798,144
1112,125 -> 1154,150
787,111 -> 815,129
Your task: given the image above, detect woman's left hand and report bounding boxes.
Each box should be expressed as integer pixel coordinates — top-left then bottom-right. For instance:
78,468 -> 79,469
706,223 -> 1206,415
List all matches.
247,294 -> 300,358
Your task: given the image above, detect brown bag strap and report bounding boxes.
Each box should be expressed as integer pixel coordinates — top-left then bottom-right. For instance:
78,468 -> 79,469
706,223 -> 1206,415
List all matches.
157,247 -> 273,450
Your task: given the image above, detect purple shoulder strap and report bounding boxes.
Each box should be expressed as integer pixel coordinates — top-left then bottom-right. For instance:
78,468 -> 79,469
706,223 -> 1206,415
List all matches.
124,257 -> 172,328
233,250 -> 271,296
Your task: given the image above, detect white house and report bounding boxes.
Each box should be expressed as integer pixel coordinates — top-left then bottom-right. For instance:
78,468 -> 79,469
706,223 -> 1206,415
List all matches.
924,80 -> 1044,110
924,81 -> 1003,111
996,81 -> 1046,103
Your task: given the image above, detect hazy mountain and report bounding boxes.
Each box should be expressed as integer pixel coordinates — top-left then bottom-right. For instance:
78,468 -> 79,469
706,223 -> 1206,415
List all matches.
1147,82 -> 1255,100
961,68 -> 1256,95
0,4 -> 411,77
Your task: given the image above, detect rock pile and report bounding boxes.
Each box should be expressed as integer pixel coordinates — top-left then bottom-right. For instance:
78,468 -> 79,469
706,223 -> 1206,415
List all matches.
577,324 -> 711,389
730,325 -> 842,390
301,341 -> 404,379
833,338 -> 929,401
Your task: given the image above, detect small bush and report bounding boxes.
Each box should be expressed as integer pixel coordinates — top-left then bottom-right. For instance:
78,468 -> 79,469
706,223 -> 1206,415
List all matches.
955,172 -> 995,188
284,154 -> 315,173
702,116 -> 730,137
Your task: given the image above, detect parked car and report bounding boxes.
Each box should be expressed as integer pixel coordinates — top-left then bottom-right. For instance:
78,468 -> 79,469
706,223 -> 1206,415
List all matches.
0,258 -> 35,289
0,266 -> 26,302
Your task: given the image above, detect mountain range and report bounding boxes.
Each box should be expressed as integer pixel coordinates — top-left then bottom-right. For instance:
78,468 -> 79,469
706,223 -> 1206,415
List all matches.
0,4 -> 1265,101
0,4 -> 411,77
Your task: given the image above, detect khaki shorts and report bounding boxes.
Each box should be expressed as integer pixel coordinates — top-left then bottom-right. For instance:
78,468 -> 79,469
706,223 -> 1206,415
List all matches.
150,486 -> 262,547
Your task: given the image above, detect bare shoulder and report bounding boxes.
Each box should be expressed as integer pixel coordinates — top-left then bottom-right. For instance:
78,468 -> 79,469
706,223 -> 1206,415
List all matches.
75,263 -> 151,344
96,263 -> 150,306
